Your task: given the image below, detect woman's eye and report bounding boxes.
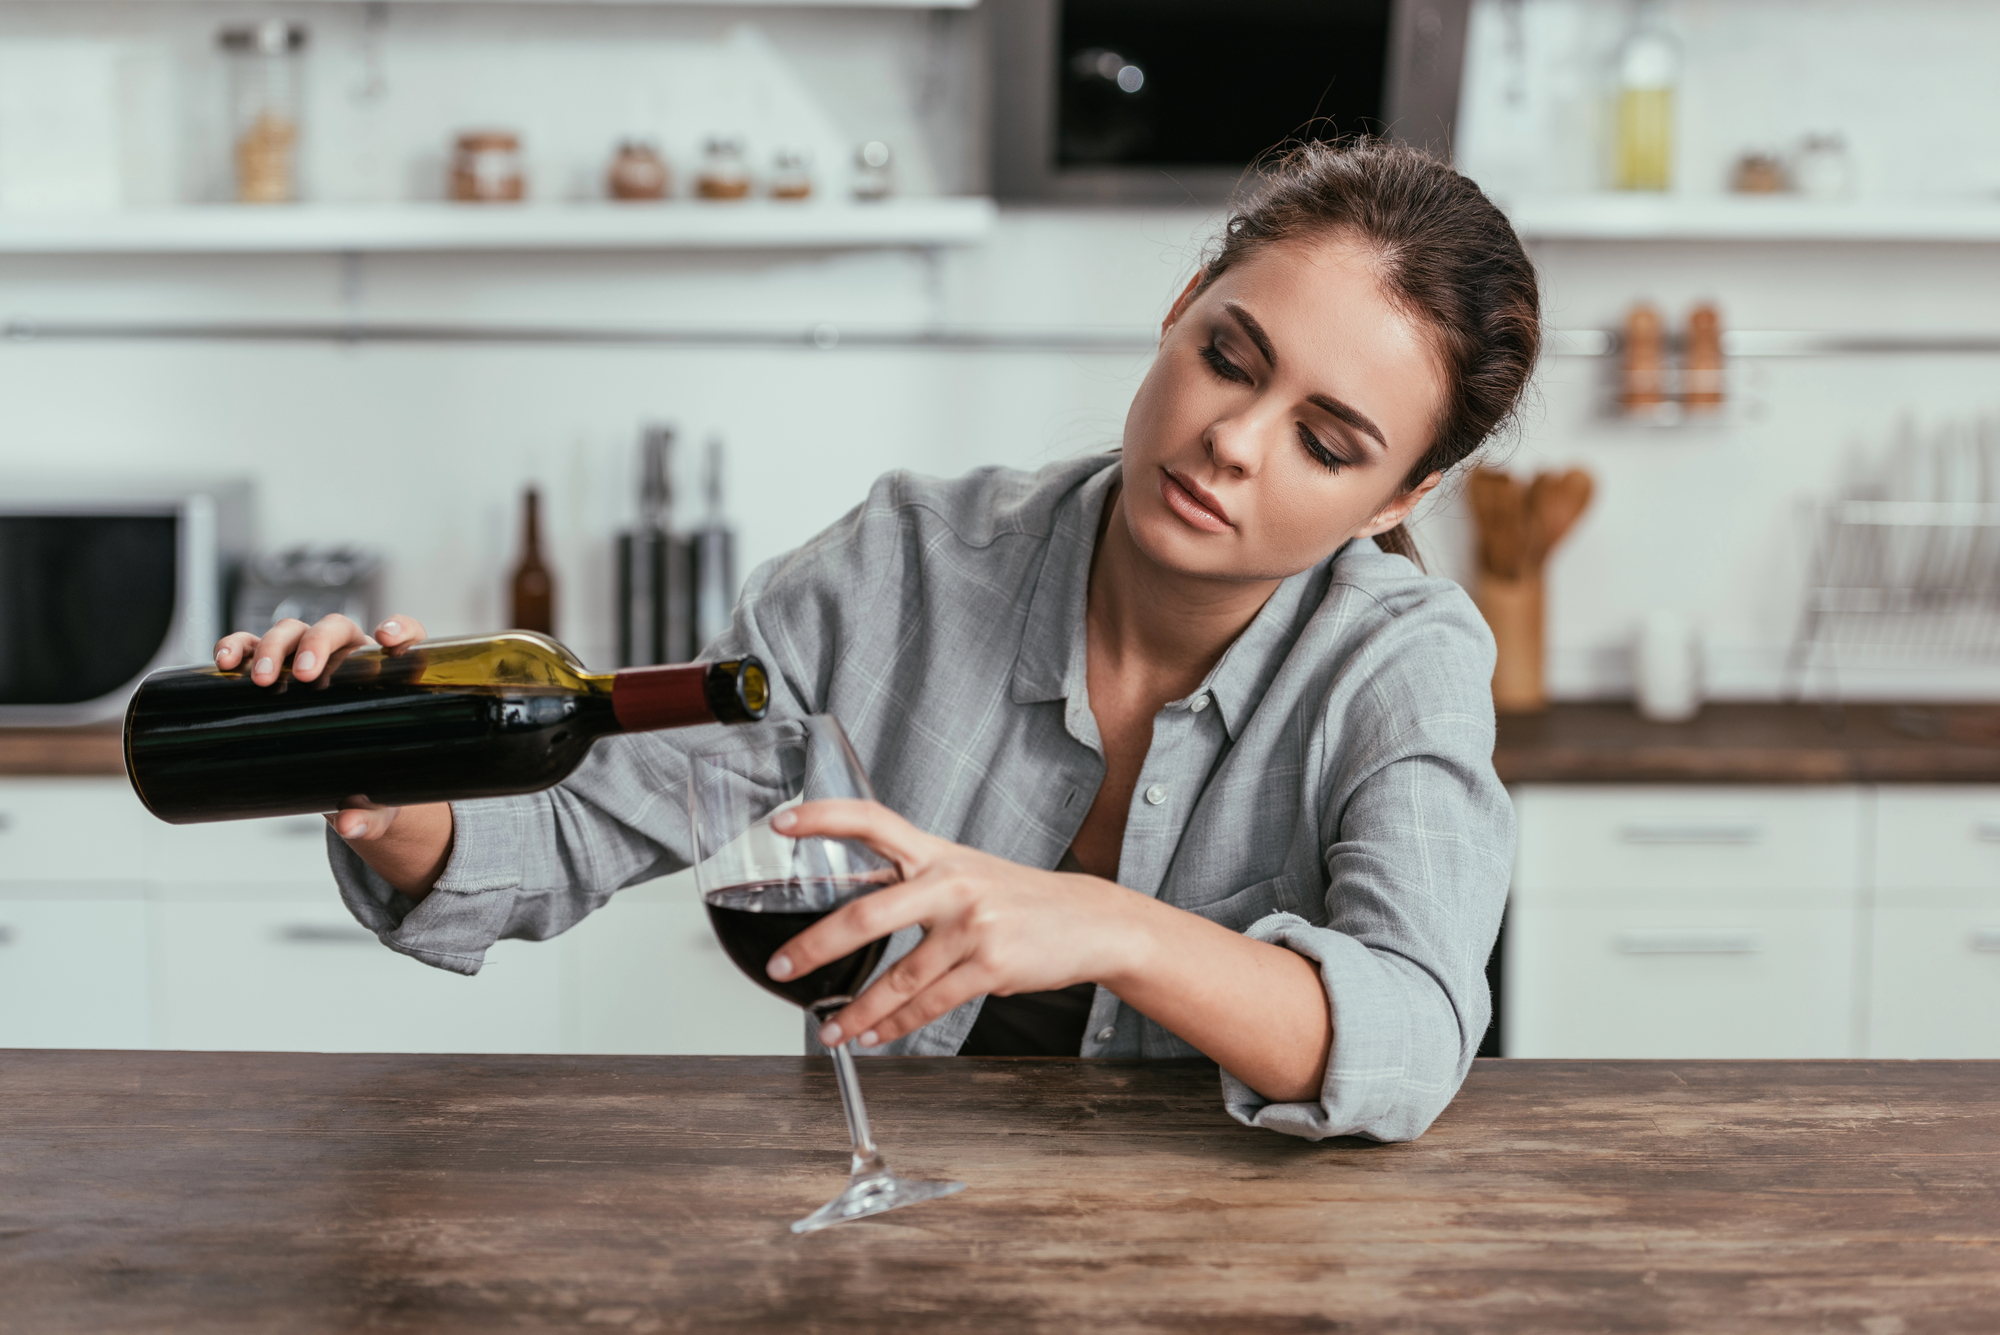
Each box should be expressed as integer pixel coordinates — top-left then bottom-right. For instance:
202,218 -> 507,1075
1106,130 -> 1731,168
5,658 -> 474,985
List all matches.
1199,342 -> 1250,384
1298,423 -> 1344,473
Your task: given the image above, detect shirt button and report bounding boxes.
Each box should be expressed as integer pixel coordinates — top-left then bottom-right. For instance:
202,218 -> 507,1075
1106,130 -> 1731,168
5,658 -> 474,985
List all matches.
1190,694 -> 1210,713
1095,1026 -> 1116,1043
1143,783 -> 1168,806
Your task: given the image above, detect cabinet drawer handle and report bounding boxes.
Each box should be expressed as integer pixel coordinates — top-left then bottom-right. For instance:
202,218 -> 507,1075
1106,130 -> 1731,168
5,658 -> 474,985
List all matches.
1975,821 -> 2000,843
0,925 -> 12,945
276,923 -> 375,945
1618,822 -> 1763,846
1973,929 -> 2000,953
1617,928 -> 1767,955
0,811 -> 12,832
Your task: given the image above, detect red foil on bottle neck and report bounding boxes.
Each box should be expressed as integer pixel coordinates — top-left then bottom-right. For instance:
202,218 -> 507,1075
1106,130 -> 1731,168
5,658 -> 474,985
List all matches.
611,664 -> 712,732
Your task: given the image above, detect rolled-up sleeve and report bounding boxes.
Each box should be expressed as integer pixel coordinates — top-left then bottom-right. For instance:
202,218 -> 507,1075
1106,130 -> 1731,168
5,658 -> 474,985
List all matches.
327,474 -> 912,974
1220,583 -> 1513,1142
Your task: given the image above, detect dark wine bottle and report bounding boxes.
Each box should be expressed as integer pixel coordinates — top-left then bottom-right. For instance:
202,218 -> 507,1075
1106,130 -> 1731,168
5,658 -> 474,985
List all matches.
124,632 -> 768,824
510,486 -> 555,634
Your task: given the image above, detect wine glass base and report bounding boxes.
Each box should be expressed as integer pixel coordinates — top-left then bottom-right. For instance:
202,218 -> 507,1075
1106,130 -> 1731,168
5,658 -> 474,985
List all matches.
790,1171 -> 965,1234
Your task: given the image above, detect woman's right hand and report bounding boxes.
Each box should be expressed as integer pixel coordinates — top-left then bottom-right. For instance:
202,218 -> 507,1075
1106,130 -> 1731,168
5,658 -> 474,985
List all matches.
214,615 -> 452,880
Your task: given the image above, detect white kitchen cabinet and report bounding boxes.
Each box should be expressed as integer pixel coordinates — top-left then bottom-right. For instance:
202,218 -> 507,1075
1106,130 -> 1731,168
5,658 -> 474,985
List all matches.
1507,785 -> 1866,1058
150,884 -> 565,1053
1867,787 -> 2000,1057
0,777 -> 154,882
562,871 -> 804,1056
0,889 -> 151,1049
1507,904 -> 1857,1058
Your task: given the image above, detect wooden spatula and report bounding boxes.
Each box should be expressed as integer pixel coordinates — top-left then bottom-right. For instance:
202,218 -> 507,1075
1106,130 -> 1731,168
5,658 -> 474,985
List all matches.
1525,469 -> 1594,571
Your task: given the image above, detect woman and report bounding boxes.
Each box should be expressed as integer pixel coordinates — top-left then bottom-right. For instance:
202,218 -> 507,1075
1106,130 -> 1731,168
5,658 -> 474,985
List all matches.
218,141 -> 1540,1142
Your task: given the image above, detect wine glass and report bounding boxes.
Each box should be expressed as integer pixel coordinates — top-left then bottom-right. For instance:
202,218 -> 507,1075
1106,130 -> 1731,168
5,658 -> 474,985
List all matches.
688,714 -> 965,1233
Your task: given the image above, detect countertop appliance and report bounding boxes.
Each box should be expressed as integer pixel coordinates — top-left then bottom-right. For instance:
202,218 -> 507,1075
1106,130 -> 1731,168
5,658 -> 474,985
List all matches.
0,477 -> 249,726
992,0 -> 1471,203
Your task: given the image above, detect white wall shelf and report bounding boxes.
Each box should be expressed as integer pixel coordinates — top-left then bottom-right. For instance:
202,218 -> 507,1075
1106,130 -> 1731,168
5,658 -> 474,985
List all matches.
104,0 -> 979,7
1507,195 -> 2000,244
0,199 -> 997,255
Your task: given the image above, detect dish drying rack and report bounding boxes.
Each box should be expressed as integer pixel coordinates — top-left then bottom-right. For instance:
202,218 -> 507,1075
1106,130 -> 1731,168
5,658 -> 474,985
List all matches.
1788,417 -> 2000,696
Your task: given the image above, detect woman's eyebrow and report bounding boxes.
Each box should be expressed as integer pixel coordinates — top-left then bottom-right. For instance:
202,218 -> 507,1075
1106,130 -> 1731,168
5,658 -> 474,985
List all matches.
1222,302 -> 1278,366
1222,300 -> 1389,452
1307,393 -> 1388,452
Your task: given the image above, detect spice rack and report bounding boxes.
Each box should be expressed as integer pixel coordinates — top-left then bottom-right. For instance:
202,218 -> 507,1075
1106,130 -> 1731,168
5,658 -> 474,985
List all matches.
0,199 -> 996,255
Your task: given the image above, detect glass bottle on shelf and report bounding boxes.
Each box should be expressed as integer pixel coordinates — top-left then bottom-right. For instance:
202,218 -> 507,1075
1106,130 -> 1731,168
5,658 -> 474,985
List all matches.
510,486 -> 555,635
697,136 -> 752,200
1610,0 -> 1679,192
218,21 -> 308,204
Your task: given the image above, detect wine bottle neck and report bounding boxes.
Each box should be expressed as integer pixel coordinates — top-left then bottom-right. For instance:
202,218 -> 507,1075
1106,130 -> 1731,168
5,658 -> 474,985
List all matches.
608,657 -> 768,733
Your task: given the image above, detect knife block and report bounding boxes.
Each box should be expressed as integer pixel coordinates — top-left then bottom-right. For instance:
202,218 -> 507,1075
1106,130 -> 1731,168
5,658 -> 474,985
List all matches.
1475,572 -> 1546,714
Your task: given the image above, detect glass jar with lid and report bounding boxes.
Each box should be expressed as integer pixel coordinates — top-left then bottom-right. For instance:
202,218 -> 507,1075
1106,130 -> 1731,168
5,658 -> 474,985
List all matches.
769,147 -> 812,201
450,131 -> 525,203
608,140 -> 670,201
696,136 -> 751,200
218,21 -> 307,204
852,140 -> 893,202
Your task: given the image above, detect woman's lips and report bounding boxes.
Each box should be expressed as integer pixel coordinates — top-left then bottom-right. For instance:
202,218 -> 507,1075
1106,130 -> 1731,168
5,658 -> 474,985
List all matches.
1160,468 -> 1233,533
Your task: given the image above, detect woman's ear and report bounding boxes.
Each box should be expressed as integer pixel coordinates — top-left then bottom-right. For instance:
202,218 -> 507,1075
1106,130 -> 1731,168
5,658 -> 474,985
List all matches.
1160,271 -> 1205,342
1357,471 -> 1444,539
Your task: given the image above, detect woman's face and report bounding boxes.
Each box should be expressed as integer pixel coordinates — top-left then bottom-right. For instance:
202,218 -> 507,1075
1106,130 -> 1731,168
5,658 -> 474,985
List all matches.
1119,234 -> 1448,582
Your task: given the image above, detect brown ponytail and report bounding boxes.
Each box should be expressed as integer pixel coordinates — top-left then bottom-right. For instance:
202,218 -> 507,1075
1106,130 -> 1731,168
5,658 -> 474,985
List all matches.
1195,140 -> 1542,567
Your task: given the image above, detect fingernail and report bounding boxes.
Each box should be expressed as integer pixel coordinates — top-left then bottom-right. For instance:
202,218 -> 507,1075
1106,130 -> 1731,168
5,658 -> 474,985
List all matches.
767,954 -> 794,980
296,650 -> 317,672
859,1031 -> 879,1048
255,657 -> 273,675
772,809 -> 797,832
819,1022 -> 842,1046
381,621 -> 400,636
347,819 -> 365,838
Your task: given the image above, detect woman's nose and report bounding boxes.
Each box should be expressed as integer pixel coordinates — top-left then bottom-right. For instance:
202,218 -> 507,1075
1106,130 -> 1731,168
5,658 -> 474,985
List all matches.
1206,413 -> 1267,478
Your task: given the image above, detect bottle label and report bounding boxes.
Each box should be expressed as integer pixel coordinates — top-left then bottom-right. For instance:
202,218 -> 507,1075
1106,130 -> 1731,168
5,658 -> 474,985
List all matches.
612,664 -> 713,732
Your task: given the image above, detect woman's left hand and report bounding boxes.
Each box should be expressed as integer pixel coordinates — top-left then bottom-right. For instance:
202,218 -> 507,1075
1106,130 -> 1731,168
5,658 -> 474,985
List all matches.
766,800 -> 1146,1049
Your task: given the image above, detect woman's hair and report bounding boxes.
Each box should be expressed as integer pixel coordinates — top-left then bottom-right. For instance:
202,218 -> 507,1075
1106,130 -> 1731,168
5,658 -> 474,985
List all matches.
1194,138 -> 1542,564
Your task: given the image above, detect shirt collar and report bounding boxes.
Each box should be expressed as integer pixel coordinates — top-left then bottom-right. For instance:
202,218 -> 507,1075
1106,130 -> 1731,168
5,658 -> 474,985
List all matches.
1009,457 -> 1338,743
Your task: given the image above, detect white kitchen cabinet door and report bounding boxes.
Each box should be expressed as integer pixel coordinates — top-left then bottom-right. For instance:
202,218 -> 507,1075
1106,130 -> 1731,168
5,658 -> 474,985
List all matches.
0,892 -> 151,1048
1868,905 -> 2000,1057
1506,904 -> 1857,1058
1512,785 -> 1864,905
0,777 -> 154,884
564,873 -> 803,1056
150,888 -> 564,1053
147,811 -> 335,886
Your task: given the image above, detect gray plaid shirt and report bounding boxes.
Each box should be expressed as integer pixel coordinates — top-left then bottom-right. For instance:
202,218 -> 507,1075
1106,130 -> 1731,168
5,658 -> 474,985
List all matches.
331,454 -> 1511,1142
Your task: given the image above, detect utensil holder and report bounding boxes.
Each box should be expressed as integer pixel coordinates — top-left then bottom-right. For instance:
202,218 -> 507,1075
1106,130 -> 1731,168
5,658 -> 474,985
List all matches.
1476,572 -> 1546,713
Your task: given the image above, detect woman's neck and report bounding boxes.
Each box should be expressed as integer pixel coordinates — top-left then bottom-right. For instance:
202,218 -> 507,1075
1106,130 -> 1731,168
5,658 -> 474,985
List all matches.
1085,486 -> 1283,698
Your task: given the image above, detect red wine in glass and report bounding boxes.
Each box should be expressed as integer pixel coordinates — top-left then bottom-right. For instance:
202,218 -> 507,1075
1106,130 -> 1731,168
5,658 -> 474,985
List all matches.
703,878 -> 890,1011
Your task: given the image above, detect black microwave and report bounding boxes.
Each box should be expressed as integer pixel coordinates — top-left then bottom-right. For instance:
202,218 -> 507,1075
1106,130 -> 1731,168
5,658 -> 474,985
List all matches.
0,480 -> 248,726
991,0 -> 1472,203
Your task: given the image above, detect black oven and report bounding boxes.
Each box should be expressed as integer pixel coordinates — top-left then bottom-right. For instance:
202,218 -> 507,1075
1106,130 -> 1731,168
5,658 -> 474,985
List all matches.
992,0 -> 1471,203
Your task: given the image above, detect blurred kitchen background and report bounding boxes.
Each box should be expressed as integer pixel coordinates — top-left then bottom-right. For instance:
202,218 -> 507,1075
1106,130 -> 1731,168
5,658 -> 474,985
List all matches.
3,0 -> 1998,1063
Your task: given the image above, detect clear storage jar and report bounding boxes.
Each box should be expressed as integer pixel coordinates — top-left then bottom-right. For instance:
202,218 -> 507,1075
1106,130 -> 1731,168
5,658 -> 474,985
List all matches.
219,21 -> 307,204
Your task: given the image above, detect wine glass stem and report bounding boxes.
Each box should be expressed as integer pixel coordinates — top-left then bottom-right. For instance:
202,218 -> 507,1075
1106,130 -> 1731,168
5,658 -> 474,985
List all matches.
829,1040 -> 889,1180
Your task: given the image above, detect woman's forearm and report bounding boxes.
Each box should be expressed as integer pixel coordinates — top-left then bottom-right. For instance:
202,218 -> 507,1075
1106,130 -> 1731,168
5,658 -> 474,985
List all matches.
1098,894 -> 1332,1104
333,802 -> 456,901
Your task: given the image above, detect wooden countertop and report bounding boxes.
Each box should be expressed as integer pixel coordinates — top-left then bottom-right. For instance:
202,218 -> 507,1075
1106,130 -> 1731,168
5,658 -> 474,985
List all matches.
14,702 -> 2000,785
0,725 -> 124,777
3,1052 -> 1995,1332
1496,700 -> 2000,783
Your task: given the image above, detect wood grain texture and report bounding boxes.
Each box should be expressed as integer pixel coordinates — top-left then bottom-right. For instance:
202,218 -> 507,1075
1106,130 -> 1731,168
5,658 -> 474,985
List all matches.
2,1052 -> 1996,1333
0,726 -> 124,777
1496,701 -> 2000,784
